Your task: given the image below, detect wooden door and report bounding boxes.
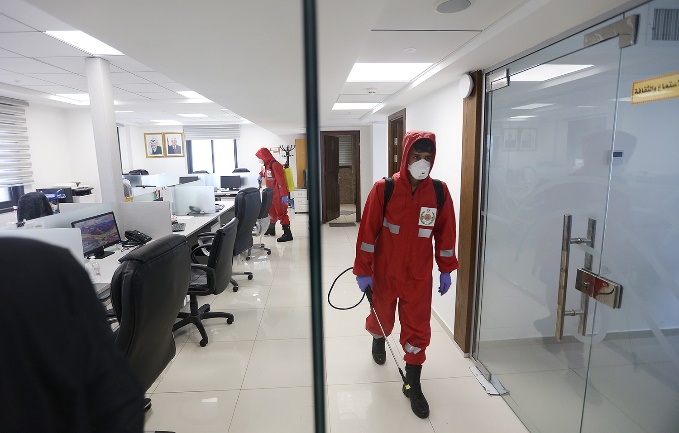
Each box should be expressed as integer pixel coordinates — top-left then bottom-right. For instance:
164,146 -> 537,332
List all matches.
322,134 -> 340,223
388,109 -> 406,177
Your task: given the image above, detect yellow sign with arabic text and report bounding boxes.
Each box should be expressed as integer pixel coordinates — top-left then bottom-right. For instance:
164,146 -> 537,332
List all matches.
631,72 -> 679,105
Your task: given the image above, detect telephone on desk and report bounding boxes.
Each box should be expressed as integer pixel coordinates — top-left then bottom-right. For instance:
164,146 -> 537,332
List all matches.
124,230 -> 152,245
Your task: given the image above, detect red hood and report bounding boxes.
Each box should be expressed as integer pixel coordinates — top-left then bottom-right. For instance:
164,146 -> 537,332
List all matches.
399,131 -> 437,179
255,147 -> 275,163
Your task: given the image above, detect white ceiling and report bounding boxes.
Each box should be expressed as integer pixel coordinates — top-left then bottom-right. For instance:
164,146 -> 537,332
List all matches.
0,0 -> 635,134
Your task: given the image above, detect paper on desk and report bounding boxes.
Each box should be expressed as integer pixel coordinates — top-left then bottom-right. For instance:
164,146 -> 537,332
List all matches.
177,216 -> 194,221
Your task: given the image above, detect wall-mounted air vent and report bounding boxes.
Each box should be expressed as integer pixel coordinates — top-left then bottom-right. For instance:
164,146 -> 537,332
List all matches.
652,7 -> 679,41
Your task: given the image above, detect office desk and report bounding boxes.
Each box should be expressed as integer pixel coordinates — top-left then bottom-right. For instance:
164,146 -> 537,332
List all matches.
96,199 -> 235,284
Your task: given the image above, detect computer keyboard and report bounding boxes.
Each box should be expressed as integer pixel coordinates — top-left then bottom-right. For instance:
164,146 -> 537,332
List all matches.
172,222 -> 186,232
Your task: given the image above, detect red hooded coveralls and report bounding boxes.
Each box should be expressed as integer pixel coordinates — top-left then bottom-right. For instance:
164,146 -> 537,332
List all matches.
255,147 -> 290,226
354,131 -> 458,365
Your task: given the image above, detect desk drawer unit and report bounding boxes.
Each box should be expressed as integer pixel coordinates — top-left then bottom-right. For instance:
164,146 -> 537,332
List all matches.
291,189 -> 308,213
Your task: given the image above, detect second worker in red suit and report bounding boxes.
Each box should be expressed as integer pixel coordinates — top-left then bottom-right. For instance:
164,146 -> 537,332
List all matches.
255,147 -> 293,242
353,131 -> 458,419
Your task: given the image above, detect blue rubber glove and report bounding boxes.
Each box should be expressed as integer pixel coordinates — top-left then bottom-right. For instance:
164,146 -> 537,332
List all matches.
438,272 -> 452,296
257,175 -> 262,187
281,196 -> 289,206
356,275 -> 373,293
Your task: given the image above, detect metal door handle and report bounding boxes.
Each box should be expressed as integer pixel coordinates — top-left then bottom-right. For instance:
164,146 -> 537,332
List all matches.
555,215 -> 595,341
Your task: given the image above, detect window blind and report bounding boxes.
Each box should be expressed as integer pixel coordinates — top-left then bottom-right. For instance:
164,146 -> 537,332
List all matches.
338,135 -> 353,166
0,96 -> 31,187
183,125 -> 240,140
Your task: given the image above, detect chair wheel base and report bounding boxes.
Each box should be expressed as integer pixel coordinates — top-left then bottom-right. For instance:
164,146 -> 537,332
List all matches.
267,251 -> 271,255
248,275 -> 253,280
199,339 -> 208,347
227,317 -> 234,324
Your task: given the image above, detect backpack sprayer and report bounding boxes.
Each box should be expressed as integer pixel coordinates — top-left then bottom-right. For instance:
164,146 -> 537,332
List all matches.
328,267 -> 409,389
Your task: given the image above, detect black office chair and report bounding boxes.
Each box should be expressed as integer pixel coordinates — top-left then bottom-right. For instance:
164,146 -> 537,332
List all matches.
111,234 -> 190,415
251,187 -> 273,256
128,169 -> 149,175
17,192 -> 53,221
230,187 -> 261,289
173,217 -> 238,347
232,168 -> 250,173
192,170 -> 209,174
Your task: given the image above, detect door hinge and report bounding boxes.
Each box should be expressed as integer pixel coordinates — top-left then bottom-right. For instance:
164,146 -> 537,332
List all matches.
584,15 -> 638,48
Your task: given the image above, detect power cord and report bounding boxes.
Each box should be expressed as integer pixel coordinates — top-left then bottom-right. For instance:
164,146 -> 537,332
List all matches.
327,267 -> 367,310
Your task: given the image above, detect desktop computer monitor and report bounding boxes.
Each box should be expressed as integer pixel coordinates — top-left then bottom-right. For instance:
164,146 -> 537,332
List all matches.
220,175 -> 241,190
71,212 -> 122,259
179,176 -> 200,184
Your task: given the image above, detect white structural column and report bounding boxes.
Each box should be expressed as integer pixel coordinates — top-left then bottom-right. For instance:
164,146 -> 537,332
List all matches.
85,57 -> 124,203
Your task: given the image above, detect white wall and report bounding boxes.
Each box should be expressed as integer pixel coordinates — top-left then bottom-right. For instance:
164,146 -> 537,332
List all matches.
405,80 -> 464,334
370,122 -> 387,184
26,104 -> 73,191
64,109 -> 102,201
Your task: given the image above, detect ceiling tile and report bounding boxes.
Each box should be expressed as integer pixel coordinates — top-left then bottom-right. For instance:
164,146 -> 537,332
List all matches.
135,71 -> 175,82
21,84 -> 83,94
110,72 -> 152,85
373,0 -> 525,31
341,81 -> 407,94
134,91 -> 185,100
111,90 -> 150,100
0,73 -> 53,86
0,32 -> 87,57
0,14 -> 35,32
114,82 -> 171,93
26,72 -> 88,88
103,56 -> 154,72
156,82 -> 188,92
0,1 -> 74,31
357,30 -> 477,63
0,47 -> 22,57
35,56 -> 88,73
337,94 -> 388,103
0,57 -> 68,73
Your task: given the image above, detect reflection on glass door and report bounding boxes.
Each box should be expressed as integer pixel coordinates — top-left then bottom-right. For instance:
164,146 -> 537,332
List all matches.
474,1 -> 679,432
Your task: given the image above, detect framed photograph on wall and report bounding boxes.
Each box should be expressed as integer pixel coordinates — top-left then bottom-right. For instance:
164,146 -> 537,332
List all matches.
519,128 -> 537,151
503,128 -> 518,151
144,133 -> 164,157
164,132 -> 184,157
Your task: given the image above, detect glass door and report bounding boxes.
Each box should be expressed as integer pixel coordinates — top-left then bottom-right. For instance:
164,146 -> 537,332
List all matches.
474,13 -> 634,433
581,2 -> 679,432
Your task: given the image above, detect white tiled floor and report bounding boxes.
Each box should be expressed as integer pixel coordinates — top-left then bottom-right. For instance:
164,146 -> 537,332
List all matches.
144,207 -> 529,432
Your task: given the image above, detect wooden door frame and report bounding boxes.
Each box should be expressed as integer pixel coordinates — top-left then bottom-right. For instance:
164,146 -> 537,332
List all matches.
454,70 -> 484,354
320,130 -> 361,223
388,109 -> 406,177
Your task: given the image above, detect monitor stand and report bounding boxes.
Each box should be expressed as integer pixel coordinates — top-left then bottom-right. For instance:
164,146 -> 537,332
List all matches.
90,247 -> 114,259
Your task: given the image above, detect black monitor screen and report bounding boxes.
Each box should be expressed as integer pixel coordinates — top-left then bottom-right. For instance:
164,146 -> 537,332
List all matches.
220,175 -> 241,190
71,212 -> 121,258
36,188 -> 73,203
179,176 -> 199,184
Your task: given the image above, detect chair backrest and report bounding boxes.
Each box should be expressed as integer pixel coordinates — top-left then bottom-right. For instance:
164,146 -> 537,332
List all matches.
258,187 -> 274,219
111,234 -> 190,390
17,192 -> 53,221
206,217 -> 238,295
233,187 -> 261,256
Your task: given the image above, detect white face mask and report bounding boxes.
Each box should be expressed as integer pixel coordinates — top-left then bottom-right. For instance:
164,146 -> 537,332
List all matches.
408,159 -> 431,180
258,158 -> 264,165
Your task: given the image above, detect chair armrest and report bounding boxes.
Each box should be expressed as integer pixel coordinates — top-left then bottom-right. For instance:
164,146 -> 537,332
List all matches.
196,232 -> 216,240
190,242 -> 213,262
190,263 -> 216,294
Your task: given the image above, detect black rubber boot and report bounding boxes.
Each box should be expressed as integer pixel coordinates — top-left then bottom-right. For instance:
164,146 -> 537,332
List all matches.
372,337 -> 386,365
277,224 -> 293,242
402,363 -> 429,419
264,222 -> 276,236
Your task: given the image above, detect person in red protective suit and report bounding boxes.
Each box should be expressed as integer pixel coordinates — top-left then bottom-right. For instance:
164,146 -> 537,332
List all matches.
255,147 -> 293,242
353,131 -> 458,419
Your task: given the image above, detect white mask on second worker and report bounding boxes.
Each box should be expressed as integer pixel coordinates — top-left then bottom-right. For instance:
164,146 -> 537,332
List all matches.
258,158 -> 264,165
408,159 -> 430,180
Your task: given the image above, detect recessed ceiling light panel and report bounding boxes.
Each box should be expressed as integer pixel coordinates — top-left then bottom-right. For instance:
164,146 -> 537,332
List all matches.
177,113 -> 208,118
45,31 -> 124,55
347,63 -> 432,82
332,102 -> 379,110
434,0 -> 471,14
